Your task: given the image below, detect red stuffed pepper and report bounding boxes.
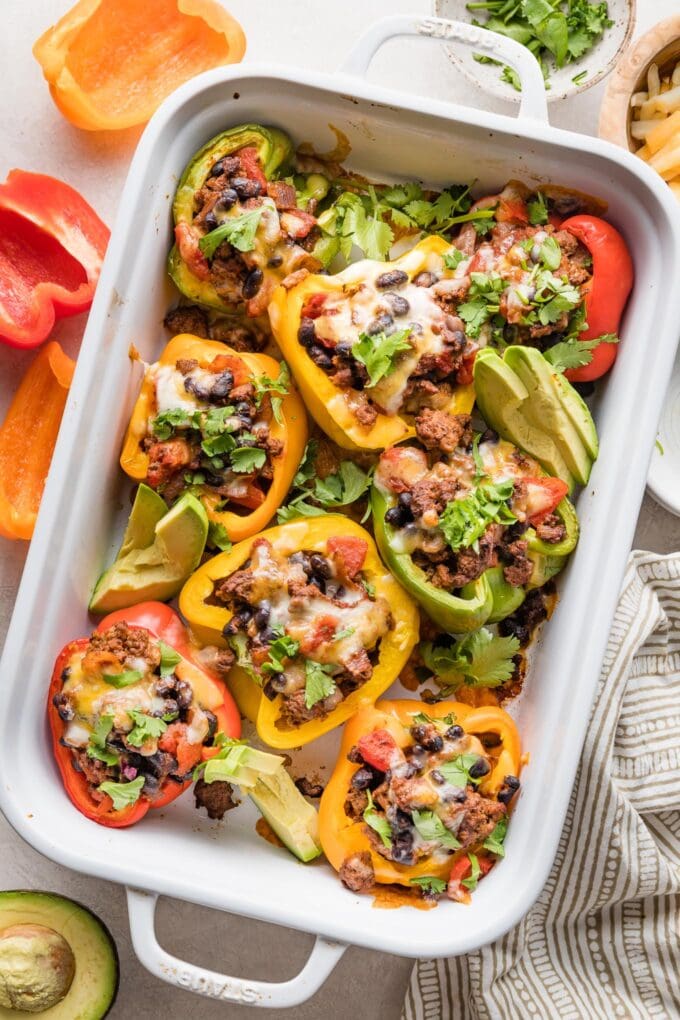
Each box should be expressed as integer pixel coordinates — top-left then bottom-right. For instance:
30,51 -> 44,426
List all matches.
48,603 -> 240,827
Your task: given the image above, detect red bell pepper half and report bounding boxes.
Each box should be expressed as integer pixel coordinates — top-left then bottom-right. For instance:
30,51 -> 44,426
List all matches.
560,215 -> 634,383
49,604 -> 240,827
0,170 -> 109,348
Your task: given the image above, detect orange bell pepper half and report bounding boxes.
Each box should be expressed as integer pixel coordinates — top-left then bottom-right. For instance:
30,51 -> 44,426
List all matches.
0,342 -> 75,540
33,0 -> 246,132
0,170 -> 109,349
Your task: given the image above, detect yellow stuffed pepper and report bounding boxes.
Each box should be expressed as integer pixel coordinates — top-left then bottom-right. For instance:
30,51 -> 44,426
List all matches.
268,236 -> 476,451
121,334 -> 307,546
319,699 -> 521,903
179,515 -> 419,748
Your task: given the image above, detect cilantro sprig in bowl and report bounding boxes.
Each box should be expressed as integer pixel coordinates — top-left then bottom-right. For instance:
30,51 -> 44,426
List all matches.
435,0 -> 634,101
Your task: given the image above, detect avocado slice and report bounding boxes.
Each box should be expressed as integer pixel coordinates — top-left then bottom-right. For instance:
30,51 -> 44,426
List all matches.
117,483 -> 167,558
0,891 -> 118,1019
552,369 -> 599,461
90,493 -> 208,613
473,348 -> 577,490
503,347 -> 595,486
203,745 -> 322,863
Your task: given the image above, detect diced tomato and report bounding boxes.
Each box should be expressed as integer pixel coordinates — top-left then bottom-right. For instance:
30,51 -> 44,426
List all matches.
357,729 -> 401,772
548,212 -> 563,230
301,293 -> 329,319
456,348 -> 478,386
159,723 -> 203,776
281,210 -> 317,239
174,223 -> 210,281
301,615 -> 340,654
524,477 -> 569,525
327,536 -> 367,580
223,479 -> 266,509
208,354 -> 250,387
447,852 -> 495,902
250,645 -> 271,667
238,146 -> 267,189
496,198 -> 528,224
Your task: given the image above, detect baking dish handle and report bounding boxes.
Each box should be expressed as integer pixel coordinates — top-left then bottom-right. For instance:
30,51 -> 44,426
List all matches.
340,14 -> 548,123
126,888 -> 347,1008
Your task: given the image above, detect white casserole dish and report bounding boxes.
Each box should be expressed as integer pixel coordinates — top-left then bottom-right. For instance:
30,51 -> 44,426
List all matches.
1,15 -> 679,1009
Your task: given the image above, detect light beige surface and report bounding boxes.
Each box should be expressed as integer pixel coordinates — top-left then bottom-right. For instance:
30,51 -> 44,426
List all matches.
1,1 -> 679,1017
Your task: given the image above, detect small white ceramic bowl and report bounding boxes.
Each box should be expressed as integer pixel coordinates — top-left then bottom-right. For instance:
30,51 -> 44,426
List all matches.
434,0 -> 636,102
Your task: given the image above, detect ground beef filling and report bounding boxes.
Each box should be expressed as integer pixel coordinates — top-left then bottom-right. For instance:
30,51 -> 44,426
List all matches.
143,355 -> 281,509
339,720 -> 519,898
55,623 -> 218,803
377,415 -> 566,594
212,539 -> 393,727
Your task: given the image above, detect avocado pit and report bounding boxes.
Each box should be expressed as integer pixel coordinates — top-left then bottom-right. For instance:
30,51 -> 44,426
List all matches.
0,923 -> 75,1013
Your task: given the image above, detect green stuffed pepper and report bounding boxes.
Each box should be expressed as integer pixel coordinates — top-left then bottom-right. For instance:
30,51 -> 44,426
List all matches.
371,412 -> 579,634
168,124 -> 327,317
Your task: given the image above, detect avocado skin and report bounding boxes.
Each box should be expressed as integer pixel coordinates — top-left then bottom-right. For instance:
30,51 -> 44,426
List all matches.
89,492 -> 208,613
0,891 -> 118,1020
474,347 -> 597,490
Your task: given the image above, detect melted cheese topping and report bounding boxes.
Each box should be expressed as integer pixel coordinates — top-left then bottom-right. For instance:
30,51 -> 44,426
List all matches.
62,656 -> 162,743
150,364 -> 208,415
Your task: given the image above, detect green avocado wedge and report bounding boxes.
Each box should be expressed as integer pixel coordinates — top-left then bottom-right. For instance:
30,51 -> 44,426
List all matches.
371,485 -> 494,634
117,483 -> 167,558
202,744 -> 322,862
473,346 -> 598,491
89,490 -> 208,613
0,890 -> 118,1019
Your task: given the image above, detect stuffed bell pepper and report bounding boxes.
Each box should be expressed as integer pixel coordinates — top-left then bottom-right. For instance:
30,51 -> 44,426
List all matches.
49,603 -> 240,827
120,334 -> 307,547
268,236 -> 478,451
168,124 -> 326,316
319,699 -> 521,904
179,515 -> 419,748
371,411 -> 578,633
445,181 -> 633,382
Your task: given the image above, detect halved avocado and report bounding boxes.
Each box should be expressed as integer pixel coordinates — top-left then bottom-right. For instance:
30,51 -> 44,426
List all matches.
203,746 -> 322,863
90,492 -> 208,613
0,891 -> 118,1019
117,483 -> 167,558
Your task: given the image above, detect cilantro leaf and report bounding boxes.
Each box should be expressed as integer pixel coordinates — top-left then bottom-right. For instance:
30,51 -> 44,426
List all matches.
87,715 -> 118,766
527,191 -> 549,225
462,852 -> 482,891
103,670 -> 143,689
412,711 -> 455,727
126,710 -> 167,748
253,361 -> 289,413
472,434 -> 486,481
230,447 -> 267,474
262,632 -> 300,675
208,521 -> 232,551
420,628 -> 520,689
199,208 -> 263,258
151,408 -> 198,440
98,775 -> 145,811
539,235 -> 562,271
363,789 -> 392,848
437,753 -> 484,789
304,660 -> 336,709
543,333 -> 619,373
410,875 -> 447,895
292,440 -> 318,487
483,816 -> 508,857
158,641 -> 181,678
412,809 -> 461,850
351,328 -> 413,388
443,247 -> 466,270
277,458 -> 372,524
439,480 -> 516,553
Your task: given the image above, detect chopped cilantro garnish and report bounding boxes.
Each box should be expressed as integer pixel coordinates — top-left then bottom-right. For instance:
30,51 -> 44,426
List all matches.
87,715 -> 118,766
304,660 -> 337,709
437,753 -> 484,788
462,852 -> 482,891
158,641 -> 181,678
97,775 -> 145,811
412,809 -> 461,849
363,789 -> 392,848
207,521 -> 232,551
126,711 -> 167,748
262,631 -> 300,675
483,816 -> 508,857
103,670 -> 143,689
410,875 -> 447,896
277,460 -> 373,524
527,191 -> 549,225
199,208 -> 263,258
230,447 -> 267,474
543,333 -> 619,373
439,479 -> 516,552
420,628 -> 520,689
351,328 -> 413,387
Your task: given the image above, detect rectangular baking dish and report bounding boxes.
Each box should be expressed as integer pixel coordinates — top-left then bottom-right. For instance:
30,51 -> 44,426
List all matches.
2,15 -> 680,1009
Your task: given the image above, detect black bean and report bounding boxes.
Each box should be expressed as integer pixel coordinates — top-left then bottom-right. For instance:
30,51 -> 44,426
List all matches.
335,341 -> 352,357
401,761 -> 421,779
204,711 -> 218,743
154,676 -> 177,697
385,505 -> 410,528
443,788 -> 467,804
211,371 -> 233,399
52,692 -> 74,722
351,767 -> 375,790
391,808 -> 413,832
365,313 -> 394,335
469,757 -> 491,779
209,159 -> 225,178
375,269 -> 408,289
243,267 -> 264,299
60,667 -> 71,682
184,376 -> 212,401
385,292 -> 410,316
480,428 -> 498,445
505,775 -> 520,789
204,210 -> 218,231
267,254 -> 283,268
446,725 -> 464,740
310,553 -> 332,578
298,318 -> 316,348
158,698 -> 179,718
232,177 -> 262,199
430,769 -> 445,785
236,414 -> 252,429
203,472 -> 223,487
262,680 -> 278,701
259,626 -> 279,644
175,679 -> 193,712
574,381 -> 595,398
308,345 -> 332,369
217,188 -> 238,211
253,602 -> 270,628
234,401 -> 252,415
391,830 -> 415,865
413,270 -> 437,287
347,745 -> 364,764
407,321 -> 424,335
397,491 -> 413,509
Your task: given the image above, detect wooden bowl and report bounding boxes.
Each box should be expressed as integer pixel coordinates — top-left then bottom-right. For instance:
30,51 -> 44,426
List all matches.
599,15 -> 680,150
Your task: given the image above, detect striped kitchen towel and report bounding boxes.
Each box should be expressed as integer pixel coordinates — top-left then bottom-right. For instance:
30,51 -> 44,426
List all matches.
403,551 -> 680,1020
